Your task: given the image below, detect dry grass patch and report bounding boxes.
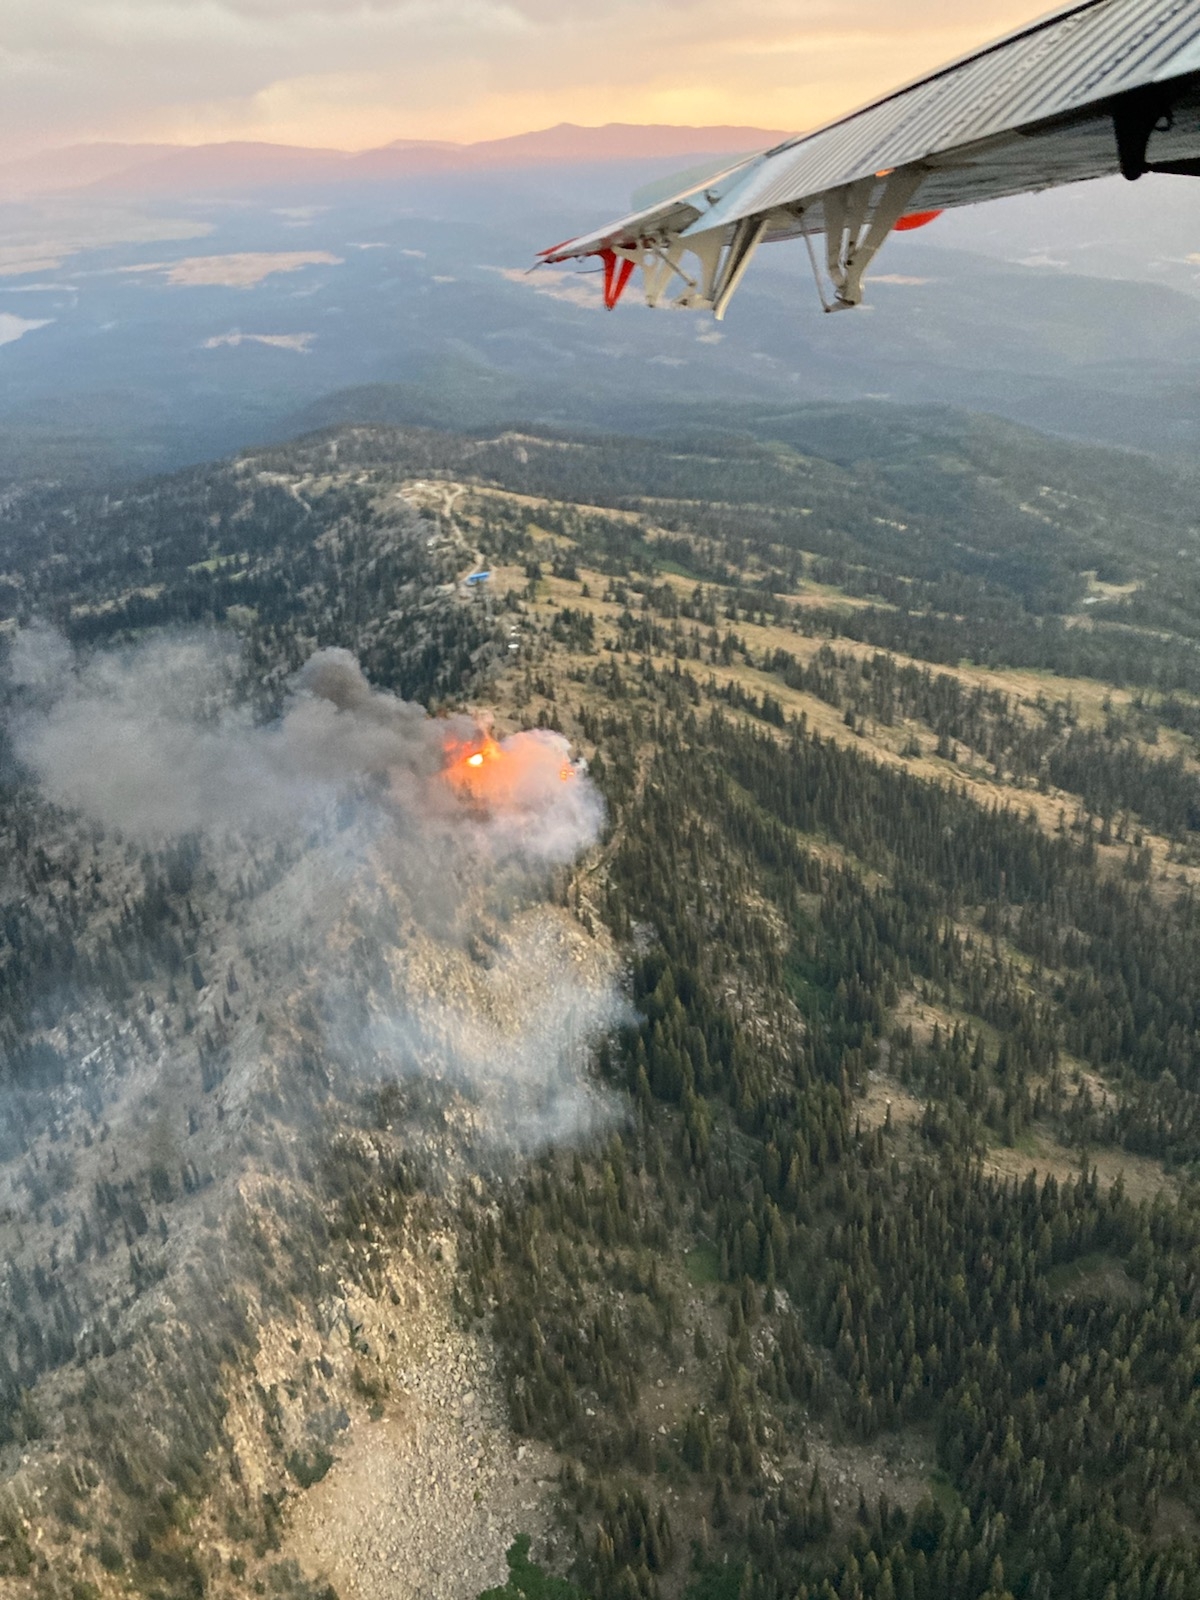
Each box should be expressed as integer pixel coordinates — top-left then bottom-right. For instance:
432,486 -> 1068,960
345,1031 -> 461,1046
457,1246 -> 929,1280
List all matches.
858,1071 -> 924,1132
983,1128 -> 1175,1204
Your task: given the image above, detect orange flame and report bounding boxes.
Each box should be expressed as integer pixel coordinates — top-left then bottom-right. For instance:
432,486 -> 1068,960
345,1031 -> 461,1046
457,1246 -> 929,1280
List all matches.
443,728 -> 580,812
443,732 -> 504,794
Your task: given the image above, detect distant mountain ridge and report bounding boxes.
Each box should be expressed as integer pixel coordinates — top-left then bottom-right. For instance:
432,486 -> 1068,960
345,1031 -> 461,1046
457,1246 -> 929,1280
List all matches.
0,123 -> 791,200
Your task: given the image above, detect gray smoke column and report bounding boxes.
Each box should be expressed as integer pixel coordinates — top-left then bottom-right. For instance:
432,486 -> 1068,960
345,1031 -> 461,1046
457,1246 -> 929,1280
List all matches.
5,627 -> 619,1148
9,632 -> 603,867
355,915 -> 629,1153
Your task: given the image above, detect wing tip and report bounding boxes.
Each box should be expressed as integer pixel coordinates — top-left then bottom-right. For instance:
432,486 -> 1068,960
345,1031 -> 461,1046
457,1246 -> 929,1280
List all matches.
538,237 -> 579,261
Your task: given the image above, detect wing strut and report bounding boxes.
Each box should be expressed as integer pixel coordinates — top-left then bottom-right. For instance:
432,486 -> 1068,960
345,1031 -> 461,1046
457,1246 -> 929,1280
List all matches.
712,216 -> 769,321
817,165 -> 926,310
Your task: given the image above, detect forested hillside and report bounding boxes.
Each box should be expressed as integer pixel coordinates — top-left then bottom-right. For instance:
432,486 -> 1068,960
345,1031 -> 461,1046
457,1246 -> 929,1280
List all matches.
1,411 -> 1199,1600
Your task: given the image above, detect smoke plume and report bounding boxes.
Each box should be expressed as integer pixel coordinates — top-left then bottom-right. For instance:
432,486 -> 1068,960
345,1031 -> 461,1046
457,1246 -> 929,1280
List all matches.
6,627 -> 620,1147
11,631 -> 602,863
353,917 -> 626,1154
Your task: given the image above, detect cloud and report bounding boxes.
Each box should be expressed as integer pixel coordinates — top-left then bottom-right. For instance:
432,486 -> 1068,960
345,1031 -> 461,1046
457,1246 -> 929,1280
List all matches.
122,251 -> 341,287
0,2 -> 1064,157
202,329 -> 315,349
0,312 -> 52,344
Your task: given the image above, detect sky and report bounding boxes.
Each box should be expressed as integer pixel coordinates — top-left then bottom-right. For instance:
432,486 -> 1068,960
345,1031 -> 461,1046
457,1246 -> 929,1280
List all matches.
0,0 -> 1064,159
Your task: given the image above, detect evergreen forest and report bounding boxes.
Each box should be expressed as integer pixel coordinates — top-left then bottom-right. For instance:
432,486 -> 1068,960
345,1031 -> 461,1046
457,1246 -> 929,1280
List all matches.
0,410 -> 1199,1600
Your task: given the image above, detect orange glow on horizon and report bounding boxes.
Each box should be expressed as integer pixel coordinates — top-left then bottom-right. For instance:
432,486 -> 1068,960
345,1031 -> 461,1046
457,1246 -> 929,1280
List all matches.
2,3 -> 1062,165
98,7 -> 1051,156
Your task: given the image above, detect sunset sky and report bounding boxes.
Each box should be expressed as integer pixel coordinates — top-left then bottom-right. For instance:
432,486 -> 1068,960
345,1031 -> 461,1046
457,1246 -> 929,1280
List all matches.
1,0 -> 1065,159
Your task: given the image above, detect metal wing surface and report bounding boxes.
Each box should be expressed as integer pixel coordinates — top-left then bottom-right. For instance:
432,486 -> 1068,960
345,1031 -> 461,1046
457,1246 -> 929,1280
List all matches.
540,0 -> 1200,315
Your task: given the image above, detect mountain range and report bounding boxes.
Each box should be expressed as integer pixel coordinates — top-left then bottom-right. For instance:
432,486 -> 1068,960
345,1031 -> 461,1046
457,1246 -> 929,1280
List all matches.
0,120 -> 1198,485
0,123 -> 790,201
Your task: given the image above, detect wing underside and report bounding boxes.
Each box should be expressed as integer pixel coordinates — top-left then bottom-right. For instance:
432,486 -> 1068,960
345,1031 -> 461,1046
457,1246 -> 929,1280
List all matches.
540,0 -> 1200,315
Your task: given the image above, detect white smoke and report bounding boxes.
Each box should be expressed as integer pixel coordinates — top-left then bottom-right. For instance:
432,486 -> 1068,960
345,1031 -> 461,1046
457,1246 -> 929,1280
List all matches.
9,632 -> 602,869
5,627 -> 620,1147
356,918 -> 629,1153
8,620 -> 73,697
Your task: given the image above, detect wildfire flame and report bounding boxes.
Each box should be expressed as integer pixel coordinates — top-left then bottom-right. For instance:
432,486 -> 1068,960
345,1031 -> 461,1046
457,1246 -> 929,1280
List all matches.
433,723 -> 596,861
443,732 -> 503,793
443,729 -> 577,804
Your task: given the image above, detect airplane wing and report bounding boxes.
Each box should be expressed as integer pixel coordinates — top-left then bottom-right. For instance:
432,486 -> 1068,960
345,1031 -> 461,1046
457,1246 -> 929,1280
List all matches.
539,0 -> 1200,315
